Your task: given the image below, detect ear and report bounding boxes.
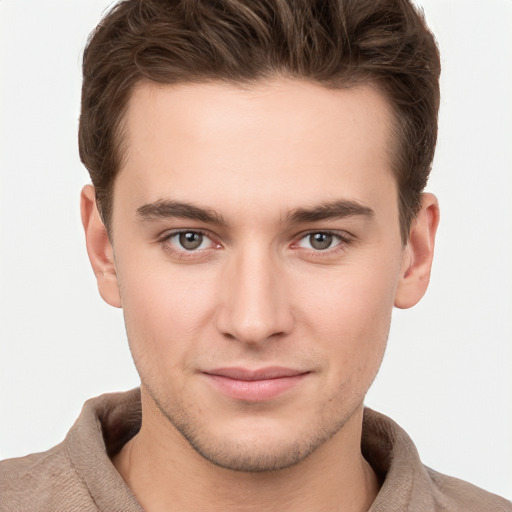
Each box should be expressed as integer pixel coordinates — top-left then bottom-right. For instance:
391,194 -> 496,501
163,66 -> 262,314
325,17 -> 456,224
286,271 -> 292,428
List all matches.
394,193 -> 440,309
80,185 -> 122,308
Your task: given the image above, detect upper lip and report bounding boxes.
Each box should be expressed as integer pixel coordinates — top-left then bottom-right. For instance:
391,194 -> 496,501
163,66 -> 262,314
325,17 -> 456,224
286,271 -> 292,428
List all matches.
203,367 -> 308,381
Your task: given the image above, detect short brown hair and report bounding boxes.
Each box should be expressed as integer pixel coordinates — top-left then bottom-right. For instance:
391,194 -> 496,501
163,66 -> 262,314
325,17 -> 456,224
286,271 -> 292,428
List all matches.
79,0 -> 440,242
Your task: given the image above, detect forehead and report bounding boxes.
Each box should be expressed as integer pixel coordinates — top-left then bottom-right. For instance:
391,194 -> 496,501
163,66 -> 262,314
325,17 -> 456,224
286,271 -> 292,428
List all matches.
115,79 -> 398,222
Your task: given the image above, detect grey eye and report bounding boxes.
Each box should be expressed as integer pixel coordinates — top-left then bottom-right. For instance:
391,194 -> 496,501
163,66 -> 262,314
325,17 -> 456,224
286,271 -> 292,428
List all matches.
309,233 -> 333,250
179,232 -> 204,250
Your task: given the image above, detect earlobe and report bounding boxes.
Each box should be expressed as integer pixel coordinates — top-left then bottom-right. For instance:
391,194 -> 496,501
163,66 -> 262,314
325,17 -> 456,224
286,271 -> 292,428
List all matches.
394,193 -> 440,309
80,185 -> 122,308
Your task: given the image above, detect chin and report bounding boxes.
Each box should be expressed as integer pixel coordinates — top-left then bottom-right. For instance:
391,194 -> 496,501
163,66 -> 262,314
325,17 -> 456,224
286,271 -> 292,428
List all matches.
180,430 -> 325,473
154,398 -> 356,473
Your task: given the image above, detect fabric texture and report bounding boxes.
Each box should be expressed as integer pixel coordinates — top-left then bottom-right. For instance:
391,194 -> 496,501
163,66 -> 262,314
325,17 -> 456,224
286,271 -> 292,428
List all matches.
1,388 -> 510,511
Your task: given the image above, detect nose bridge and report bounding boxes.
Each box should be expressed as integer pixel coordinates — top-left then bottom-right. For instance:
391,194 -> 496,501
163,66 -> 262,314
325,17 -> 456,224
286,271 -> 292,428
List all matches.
216,242 -> 292,344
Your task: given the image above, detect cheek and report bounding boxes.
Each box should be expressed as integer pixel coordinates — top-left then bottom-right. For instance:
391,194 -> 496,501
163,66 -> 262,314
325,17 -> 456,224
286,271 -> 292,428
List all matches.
295,257 -> 399,382
299,258 -> 398,333
116,259 -> 218,363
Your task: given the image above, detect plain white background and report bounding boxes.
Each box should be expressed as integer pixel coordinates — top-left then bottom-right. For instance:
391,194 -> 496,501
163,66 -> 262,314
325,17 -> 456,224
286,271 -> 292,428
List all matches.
1,0 -> 511,499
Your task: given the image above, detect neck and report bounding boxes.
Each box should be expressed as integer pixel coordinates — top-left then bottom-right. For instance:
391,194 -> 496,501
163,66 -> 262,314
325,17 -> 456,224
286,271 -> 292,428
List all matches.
113,391 -> 379,512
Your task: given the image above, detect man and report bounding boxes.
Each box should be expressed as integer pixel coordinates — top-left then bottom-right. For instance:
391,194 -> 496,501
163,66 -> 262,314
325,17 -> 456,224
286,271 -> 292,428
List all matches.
1,0 -> 510,510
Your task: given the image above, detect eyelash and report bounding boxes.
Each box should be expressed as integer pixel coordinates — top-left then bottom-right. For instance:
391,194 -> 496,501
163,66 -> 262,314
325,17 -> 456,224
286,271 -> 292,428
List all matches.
157,229 -> 353,260
292,231 -> 352,257
158,229 -> 221,260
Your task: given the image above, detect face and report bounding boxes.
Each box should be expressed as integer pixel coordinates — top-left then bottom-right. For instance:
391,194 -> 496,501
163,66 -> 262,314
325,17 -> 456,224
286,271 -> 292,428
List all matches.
97,80 -> 410,471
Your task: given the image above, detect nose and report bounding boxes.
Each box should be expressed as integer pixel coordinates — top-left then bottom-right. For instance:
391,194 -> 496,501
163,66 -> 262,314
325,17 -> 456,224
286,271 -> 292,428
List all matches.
215,246 -> 294,345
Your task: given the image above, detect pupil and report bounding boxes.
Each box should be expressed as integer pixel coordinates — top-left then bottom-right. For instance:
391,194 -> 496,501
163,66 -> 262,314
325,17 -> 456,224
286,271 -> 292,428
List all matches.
179,232 -> 202,250
311,233 -> 332,250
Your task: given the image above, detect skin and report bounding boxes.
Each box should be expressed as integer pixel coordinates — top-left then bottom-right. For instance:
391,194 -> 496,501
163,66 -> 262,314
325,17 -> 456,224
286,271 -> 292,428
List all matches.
81,79 -> 439,512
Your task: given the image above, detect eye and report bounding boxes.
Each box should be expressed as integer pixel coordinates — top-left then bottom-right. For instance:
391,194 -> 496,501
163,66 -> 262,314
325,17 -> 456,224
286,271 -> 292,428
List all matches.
167,231 -> 214,251
297,232 -> 343,251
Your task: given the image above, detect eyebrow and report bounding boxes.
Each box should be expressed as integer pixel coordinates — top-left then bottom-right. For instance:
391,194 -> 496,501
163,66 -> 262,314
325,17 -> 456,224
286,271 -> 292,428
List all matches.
286,200 -> 375,223
136,200 -> 228,226
136,198 -> 374,226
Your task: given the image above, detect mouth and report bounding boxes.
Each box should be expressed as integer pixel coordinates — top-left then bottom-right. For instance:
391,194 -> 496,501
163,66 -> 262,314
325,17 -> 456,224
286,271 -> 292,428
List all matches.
201,367 -> 310,402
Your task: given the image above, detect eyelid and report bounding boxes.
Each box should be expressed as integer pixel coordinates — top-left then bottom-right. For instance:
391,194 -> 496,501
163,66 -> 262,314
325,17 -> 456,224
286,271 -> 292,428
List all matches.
158,228 -> 218,243
158,228 -> 222,259
156,227 -> 353,261
294,229 -> 352,243
291,229 -> 353,253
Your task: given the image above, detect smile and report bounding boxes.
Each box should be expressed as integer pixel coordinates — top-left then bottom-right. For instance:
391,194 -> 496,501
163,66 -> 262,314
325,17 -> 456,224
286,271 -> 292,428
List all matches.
202,367 -> 310,402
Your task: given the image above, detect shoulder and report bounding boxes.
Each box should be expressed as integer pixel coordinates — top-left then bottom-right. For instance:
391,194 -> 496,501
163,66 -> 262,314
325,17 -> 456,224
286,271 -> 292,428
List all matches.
426,467 -> 512,512
0,443 -> 98,512
0,390 -> 142,512
362,408 -> 512,511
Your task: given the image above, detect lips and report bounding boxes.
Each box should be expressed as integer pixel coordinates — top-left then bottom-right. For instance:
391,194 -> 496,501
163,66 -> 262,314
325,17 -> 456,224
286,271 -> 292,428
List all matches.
202,367 -> 309,401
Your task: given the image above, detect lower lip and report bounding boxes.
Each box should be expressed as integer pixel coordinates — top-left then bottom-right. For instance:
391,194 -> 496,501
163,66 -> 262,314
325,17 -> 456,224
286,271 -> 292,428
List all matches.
204,373 -> 308,402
